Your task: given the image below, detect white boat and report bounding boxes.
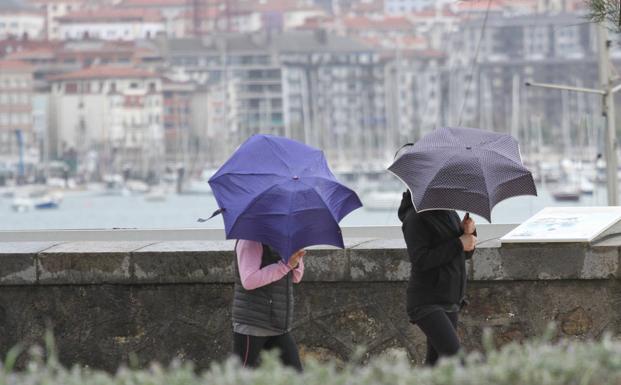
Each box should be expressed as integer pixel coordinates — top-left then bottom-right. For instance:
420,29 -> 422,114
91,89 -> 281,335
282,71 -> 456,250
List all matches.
0,186 -> 15,198
551,187 -> 581,202
126,180 -> 149,194
11,189 -> 63,211
102,174 -> 131,196
144,185 -> 169,202
580,178 -> 594,195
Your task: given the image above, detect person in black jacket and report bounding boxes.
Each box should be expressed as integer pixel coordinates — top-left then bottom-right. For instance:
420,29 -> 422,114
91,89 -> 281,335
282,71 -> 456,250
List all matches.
398,189 -> 476,366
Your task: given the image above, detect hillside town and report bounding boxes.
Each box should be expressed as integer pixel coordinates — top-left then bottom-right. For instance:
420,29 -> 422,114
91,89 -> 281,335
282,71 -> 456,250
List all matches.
0,0 -> 610,190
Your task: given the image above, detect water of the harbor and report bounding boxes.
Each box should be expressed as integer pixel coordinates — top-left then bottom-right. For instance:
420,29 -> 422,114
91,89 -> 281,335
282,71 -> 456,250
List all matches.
0,182 -> 610,230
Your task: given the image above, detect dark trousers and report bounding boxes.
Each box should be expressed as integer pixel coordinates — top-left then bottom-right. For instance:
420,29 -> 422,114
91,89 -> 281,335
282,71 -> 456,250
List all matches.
415,310 -> 460,366
232,332 -> 303,371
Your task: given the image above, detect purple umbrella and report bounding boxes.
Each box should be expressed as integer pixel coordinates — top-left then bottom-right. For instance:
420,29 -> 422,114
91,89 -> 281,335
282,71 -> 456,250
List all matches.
208,134 -> 362,262
388,127 -> 537,222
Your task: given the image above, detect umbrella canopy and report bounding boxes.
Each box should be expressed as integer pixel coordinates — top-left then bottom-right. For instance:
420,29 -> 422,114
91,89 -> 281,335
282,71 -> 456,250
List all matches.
208,134 -> 362,261
388,127 -> 537,222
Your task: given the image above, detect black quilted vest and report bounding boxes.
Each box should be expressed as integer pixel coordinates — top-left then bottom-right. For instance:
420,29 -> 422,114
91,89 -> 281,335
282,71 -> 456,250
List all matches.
232,243 -> 294,333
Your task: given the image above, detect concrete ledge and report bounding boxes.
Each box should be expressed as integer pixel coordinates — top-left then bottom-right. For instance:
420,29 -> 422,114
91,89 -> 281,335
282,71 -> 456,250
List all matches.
473,243 -> 620,281
0,238 -> 619,285
0,242 -> 58,284
37,242 -> 144,284
132,241 -> 235,283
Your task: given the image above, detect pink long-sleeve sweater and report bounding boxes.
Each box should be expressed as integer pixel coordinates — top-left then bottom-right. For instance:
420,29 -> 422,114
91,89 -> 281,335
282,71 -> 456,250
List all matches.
236,240 -> 304,290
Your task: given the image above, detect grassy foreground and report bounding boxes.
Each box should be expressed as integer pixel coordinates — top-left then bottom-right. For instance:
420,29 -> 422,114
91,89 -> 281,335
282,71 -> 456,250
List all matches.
1,331 -> 620,385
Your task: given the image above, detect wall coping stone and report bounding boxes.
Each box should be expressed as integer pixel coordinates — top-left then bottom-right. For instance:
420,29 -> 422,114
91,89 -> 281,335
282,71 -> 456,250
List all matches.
0,238 -> 618,285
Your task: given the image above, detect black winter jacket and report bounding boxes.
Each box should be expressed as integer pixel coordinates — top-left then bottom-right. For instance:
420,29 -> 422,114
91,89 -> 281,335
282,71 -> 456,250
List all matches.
398,191 -> 473,312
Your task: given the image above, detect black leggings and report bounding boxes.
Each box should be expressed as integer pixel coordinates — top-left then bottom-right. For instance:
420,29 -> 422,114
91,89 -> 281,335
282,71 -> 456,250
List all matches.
232,332 -> 303,371
415,310 -> 460,366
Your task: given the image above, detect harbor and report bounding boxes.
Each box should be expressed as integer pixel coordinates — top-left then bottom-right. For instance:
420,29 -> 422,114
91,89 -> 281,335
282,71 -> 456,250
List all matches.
0,164 -> 612,230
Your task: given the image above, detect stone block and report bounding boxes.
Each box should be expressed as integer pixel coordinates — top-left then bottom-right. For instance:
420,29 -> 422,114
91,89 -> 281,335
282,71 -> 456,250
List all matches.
472,243 -> 620,280
132,241 -> 236,283
349,239 -> 409,281
302,247 -> 348,282
38,242 -> 143,284
0,242 -> 57,284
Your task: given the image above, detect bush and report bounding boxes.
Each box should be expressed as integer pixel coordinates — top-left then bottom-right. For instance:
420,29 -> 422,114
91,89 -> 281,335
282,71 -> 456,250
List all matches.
0,332 -> 620,385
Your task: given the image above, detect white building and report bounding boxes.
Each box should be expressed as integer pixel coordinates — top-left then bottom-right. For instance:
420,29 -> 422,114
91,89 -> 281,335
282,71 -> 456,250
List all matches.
0,60 -> 35,164
0,0 -> 44,40
384,50 -> 445,145
57,8 -> 166,41
385,0 -> 439,14
283,8 -> 327,29
49,66 -> 164,176
27,0 -> 82,40
118,0 -> 189,38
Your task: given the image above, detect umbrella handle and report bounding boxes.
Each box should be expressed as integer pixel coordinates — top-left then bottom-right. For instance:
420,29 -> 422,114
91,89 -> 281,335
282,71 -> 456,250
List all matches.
197,208 -> 225,222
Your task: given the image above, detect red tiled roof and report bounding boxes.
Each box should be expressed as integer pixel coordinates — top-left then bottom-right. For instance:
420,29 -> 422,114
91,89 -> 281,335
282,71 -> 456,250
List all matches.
294,14 -> 334,28
343,15 -> 413,31
360,35 -> 428,50
455,0 -> 504,12
28,0 -> 83,3
4,47 -> 55,60
400,35 -> 427,47
239,0 -> 318,13
119,0 -> 187,7
57,8 -> 163,23
49,66 -> 158,81
0,60 -> 34,72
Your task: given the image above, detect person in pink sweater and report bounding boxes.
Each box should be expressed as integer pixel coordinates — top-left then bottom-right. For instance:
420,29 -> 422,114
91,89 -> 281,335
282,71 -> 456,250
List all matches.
231,239 -> 305,370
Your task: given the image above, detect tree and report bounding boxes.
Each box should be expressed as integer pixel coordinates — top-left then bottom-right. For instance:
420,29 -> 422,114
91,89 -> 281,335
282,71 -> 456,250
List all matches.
587,0 -> 621,32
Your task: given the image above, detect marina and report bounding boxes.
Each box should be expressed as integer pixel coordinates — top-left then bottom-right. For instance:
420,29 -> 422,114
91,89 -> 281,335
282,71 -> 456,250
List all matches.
0,168 -> 612,230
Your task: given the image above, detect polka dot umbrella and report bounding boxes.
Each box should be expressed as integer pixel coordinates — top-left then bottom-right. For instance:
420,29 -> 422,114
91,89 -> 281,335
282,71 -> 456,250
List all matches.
388,127 -> 537,222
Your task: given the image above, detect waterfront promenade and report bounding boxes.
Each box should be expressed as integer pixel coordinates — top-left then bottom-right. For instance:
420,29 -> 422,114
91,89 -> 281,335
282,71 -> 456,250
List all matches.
0,225 -> 618,370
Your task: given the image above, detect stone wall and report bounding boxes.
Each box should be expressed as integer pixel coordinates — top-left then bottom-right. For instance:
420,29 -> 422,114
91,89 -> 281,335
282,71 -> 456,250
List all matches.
0,238 -> 619,371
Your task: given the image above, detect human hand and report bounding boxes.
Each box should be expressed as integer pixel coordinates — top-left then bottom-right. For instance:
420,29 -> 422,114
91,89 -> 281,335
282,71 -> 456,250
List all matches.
459,234 -> 477,252
287,249 -> 306,269
462,213 -> 476,235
